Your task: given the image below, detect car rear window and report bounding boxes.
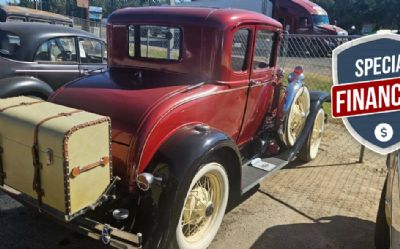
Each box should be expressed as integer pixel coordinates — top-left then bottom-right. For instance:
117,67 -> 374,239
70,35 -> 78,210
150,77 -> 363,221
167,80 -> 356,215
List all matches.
0,30 -> 21,60
128,25 -> 181,61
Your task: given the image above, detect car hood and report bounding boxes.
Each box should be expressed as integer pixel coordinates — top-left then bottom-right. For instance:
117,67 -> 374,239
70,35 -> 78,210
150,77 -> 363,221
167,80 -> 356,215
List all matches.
50,70 -> 192,145
316,24 -> 347,35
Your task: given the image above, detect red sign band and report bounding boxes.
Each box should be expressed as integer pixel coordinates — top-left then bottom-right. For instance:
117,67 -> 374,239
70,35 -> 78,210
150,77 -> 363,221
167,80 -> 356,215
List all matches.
332,77 -> 400,118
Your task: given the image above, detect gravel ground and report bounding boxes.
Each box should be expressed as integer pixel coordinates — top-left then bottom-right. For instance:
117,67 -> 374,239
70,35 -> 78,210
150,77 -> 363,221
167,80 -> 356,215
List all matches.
0,123 -> 387,249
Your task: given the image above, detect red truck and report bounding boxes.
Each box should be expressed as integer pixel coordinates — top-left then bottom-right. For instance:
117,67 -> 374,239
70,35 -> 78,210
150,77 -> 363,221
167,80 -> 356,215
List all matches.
2,7 -> 328,249
177,0 -> 348,36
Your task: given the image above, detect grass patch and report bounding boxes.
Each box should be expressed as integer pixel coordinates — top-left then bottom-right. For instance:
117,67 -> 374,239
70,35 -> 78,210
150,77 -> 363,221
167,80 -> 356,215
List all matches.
282,73 -> 332,92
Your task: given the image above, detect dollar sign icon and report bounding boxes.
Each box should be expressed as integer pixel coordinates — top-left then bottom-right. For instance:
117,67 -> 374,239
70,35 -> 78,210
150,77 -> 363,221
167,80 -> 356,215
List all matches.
375,123 -> 393,142
381,127 -> 387,138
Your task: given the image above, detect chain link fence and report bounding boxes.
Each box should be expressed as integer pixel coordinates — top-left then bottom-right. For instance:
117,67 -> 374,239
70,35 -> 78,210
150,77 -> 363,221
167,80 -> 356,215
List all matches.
71,17 -> 107,41
279,34 -> 385,168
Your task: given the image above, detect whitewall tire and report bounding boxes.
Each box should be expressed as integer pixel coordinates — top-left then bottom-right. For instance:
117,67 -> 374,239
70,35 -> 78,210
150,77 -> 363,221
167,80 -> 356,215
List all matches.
175,162 -> 229,249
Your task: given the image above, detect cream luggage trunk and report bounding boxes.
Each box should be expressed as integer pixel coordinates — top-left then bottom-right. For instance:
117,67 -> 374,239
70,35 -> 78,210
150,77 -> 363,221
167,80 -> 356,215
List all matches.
0,96 -> 112,221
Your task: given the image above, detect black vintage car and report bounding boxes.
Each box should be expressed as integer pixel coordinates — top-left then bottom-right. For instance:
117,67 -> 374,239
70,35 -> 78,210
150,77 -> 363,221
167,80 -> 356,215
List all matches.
376,152 -> 400,249
0,5 -> 73,26
0,23 -> 107,99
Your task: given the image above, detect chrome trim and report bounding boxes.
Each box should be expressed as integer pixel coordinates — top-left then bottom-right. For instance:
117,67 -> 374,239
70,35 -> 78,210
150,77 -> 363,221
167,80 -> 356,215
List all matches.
15,69 -> 78,73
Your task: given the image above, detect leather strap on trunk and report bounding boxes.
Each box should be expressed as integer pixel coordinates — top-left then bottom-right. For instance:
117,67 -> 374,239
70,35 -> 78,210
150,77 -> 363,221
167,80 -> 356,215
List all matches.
0,100 -> 43,187
0,100 -> 44,112
32,110 -> 82,209
0,146 -> 5,186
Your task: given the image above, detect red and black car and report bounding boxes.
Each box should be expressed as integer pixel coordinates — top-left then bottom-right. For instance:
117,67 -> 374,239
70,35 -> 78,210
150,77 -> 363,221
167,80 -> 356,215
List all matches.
4,7 -> 328,249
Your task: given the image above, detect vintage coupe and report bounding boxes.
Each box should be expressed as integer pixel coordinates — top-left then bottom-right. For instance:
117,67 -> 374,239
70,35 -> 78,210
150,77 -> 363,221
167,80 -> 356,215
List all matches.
0,22 -> 107,99
1,7 -> 328,249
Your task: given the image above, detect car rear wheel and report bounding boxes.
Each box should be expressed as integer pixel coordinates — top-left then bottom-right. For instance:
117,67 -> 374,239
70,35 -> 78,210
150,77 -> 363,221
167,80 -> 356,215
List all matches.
175,162 -> 229,249
299,108 -> 325,162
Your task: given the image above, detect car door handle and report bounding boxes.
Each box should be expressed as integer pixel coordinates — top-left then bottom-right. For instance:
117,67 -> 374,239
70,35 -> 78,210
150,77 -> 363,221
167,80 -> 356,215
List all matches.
250,80 -> 262,86
82,69 -> 90,76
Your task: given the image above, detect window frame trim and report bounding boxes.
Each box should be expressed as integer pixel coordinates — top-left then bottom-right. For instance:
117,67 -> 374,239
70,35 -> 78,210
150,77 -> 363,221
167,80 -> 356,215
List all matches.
127,24 -> 183,62
230,28 -> 252,73
77,37 -> 107,64
251,27 -> 277,74
33,36 -> 78,64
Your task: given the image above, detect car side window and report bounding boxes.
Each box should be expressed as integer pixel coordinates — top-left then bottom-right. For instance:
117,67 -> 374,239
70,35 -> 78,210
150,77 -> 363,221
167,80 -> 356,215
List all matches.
252,30 -> 274,71
7,17 -> 26,22
231,29 -> 250,72
34,37 -> 77,62
79,38 -> 107,64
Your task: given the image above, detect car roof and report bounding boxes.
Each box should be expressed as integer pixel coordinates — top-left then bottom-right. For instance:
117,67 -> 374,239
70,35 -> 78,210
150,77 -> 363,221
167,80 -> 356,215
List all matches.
0,22 -> 99,39
108,7 -> 282,30
0,5 -> 72,23
0,22 -> 102,61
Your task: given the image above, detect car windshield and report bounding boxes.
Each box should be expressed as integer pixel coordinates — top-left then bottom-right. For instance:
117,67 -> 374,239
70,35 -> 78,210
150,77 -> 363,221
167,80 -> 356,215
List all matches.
312,15 -> 330,26
0,30 -> 21,59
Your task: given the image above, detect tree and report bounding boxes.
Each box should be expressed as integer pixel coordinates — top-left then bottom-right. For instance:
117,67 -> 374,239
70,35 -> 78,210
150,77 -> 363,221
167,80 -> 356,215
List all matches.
19,0 -> 35,8
314,0 -> 399,32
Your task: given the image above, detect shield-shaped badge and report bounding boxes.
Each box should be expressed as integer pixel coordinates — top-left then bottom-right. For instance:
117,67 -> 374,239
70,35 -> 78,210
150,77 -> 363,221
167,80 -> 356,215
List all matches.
332,34 -> 400,155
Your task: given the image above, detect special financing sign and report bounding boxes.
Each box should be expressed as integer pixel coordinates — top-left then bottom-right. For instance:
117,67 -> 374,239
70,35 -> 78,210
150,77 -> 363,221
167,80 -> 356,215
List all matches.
332,34 -> 400,154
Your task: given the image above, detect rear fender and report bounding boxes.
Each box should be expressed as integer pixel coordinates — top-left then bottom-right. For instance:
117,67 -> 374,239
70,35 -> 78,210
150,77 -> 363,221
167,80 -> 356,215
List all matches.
137,125 -> 241,247
156,125 -> 241,185
0,76 -> 53,99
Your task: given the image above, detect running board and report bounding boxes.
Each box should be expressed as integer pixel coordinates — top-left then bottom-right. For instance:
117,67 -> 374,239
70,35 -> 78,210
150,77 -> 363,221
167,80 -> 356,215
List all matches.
241,157 -> 288,194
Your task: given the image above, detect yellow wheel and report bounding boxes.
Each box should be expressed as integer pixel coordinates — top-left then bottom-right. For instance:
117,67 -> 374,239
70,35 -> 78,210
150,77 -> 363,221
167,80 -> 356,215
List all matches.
176,162 -> 229,249
299,108 -> 325,162
285,87 -> 310,147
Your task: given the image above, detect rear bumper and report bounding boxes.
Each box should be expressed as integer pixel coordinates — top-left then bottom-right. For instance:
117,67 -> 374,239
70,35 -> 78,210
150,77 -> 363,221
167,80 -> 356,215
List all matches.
0,184 -> 143,249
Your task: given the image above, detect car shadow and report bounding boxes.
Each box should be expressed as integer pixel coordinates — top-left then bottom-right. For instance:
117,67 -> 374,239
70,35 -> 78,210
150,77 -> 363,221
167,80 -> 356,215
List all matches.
0,191 -> 109,249
285,158 -> 361,170
249,215 -> 375,249
250,190 -> 376,249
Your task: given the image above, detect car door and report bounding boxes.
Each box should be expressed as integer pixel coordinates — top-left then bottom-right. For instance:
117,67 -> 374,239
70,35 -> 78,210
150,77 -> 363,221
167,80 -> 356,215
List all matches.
226,25 -> 255,141
32,36 -> 80,90
78,37 -> 107,76
237,26 -> 279,144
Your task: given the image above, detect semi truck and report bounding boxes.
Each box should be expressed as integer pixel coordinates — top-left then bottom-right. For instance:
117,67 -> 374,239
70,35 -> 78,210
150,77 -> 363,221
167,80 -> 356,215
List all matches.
177,0 -> 347,36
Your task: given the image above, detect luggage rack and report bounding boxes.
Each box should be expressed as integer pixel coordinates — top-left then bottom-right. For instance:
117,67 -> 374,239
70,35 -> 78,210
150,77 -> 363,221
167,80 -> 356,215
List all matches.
0,184 -> 143,249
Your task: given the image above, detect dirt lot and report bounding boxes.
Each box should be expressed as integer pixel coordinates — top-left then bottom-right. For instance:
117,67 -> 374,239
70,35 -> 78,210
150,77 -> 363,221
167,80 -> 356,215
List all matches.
0,122 -> 387,249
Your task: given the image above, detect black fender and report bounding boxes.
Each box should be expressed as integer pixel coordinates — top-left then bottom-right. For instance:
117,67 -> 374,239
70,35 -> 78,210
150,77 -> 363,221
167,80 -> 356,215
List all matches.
0,76 -> 53,99
139,125 -> 241,248
284,91 -> 330,161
